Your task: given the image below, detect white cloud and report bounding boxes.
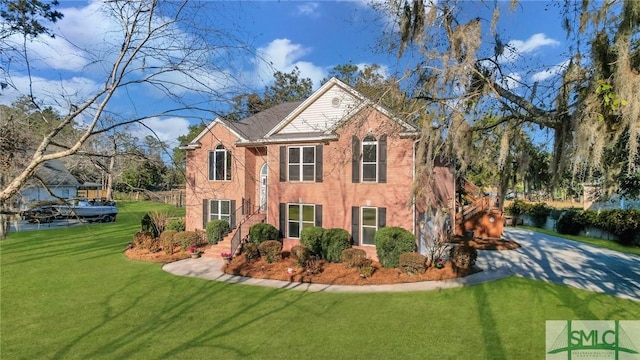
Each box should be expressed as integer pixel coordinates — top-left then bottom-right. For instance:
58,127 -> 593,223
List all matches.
500,33 -> 560,63
136,117 -> 191,146
531,60 -> 570,82
500,72 -> 522,90
255,38 -> 326,88
296,2 -> 320,17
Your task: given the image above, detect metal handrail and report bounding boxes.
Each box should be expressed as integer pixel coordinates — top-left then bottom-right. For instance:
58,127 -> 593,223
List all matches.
230,204 -> 262,256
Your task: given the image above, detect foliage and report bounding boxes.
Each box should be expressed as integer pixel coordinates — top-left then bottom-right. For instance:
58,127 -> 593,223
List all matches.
166,218 -> 185,232
206,219 -> 230,245
140,213 -> 158,238
340,248 -> 368,268
249,223 -> 279,245
160,230 -> 178,255
242,242 -> 260,261
419,209 -> 450,267
257,240 -> 282,263
505,199 -> 526,217
449,245 -> 478,273
556,209 -> 588,236
594,209 -> 640,246
399,252 -> 427,275
173,231 -> 201,251
131,230 -> 153,250
527,203 -> 553,228
375,227 -> 416,268
0,0 -> 64,38
320,228 -> 351,263
147,210 -> 171,235
300,226 -> 324,255
290,245 -> 312,267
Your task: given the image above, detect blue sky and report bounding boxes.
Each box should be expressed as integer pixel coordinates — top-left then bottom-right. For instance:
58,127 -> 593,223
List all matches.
1,0 -> 569,149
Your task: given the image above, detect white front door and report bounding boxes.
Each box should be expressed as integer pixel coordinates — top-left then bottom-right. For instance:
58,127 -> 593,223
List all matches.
259,163 -> 267,211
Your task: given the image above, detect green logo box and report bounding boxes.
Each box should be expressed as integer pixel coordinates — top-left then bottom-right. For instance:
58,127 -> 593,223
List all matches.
546,320 -> 640,360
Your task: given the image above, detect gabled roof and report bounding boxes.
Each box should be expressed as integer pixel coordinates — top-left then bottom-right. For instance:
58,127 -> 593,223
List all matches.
31,159 -> 80,187
182,77 -> 419,149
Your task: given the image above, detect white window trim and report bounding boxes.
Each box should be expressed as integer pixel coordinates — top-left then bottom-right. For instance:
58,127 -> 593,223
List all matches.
287,203 -> 315,239
288,146 -> 315,182
210,145 -> 231,181
361,206 -> 378,246
361,136 -> 378,183
209,199 -> 231,222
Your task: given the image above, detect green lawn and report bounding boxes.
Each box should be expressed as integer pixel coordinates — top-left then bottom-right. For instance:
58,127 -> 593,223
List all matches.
1,202 -> 639,359
521,225 -> 640,256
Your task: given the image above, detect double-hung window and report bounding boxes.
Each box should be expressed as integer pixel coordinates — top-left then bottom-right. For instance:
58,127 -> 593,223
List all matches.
287,203 -> 315,238
288,146 -> 315,182
209,144 -> 232,181
362,135 -> 378,182
209,199 -> 231,223
351,206 -> 386,246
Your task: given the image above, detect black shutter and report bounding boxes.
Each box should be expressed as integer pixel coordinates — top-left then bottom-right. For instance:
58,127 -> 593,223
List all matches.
378,207 -> 386,229
279,146 -> 286,182
208,152 -> 214,180
379,135 -> 387,183
230,200 -> 236,229
352,136 -> 360,183
315,145 -> 323,183
279,203 -> 286,239
202,199 -> 208,229
351,206 -> 359,245
315,205 -> 322,227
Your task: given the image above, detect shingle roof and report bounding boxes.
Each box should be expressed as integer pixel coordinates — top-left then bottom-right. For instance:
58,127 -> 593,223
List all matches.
33,159 -> 80,187
223,101 -> 304,141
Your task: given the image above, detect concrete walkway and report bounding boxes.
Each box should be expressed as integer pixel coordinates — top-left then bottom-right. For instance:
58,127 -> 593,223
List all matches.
163,228 -> 639,300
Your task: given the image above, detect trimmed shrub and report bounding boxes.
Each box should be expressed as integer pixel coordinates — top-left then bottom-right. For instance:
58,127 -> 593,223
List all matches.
249,223 -> 279,245
340,248 -> 368,268
399,252 -> 427,275
321,228 -> 351,263
290,245 -> 312,267
449,244 -> 478,272
528,203 -> 553,228
174,231 -> 201,251
243,242 -> 260,261
258,240 -> 282,263
141,214 -> 159,238
132,230 -> 153,250
206,219 -> 231,245
556,209 -> 585,235
300,226 -> 325,255
375,227 -> 416,268
596,209 -> 640,246
160,230 -> 178,255
167,218 -> 186,232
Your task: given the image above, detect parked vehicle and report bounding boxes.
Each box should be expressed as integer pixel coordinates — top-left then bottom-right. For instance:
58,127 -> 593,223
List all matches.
54,199 -> 118,222
21,205 -> 60,223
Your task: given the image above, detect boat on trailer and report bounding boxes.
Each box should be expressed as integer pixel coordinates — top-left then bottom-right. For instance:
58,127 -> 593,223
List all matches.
54,199 -> 118,222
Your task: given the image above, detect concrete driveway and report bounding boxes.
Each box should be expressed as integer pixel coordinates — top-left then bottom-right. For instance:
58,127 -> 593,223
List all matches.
476,228 -> 640,301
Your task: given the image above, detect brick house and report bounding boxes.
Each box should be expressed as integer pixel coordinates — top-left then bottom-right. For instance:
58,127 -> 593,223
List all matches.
181,78 -> 502,260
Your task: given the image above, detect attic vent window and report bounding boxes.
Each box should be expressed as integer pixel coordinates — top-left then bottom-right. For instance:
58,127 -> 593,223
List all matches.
331,97 -> 341,107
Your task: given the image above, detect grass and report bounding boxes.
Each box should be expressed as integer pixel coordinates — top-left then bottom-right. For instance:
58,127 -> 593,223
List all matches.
1,201 -> 639,359
520,225 -> 640,256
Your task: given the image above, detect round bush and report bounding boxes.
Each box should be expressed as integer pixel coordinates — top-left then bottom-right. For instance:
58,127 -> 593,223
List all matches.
258,240 -> 282,263
206,219 -> 231,245
167,218 -> 186,232
449,245 -> 478,272
132,230 -> 153,250
249,223 -> 279,245
242,242 -> 260,261
174,231 -> 201,251
399,252 -> 427,275
340,248 -> 367,268
321,228 -> 351,263
300,226 -> 324,255
160,230 -> 178,255
290,245 -> 311,267
375,227 -> 416,268
528,203 -> 552,228
556,210 -> 584,235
